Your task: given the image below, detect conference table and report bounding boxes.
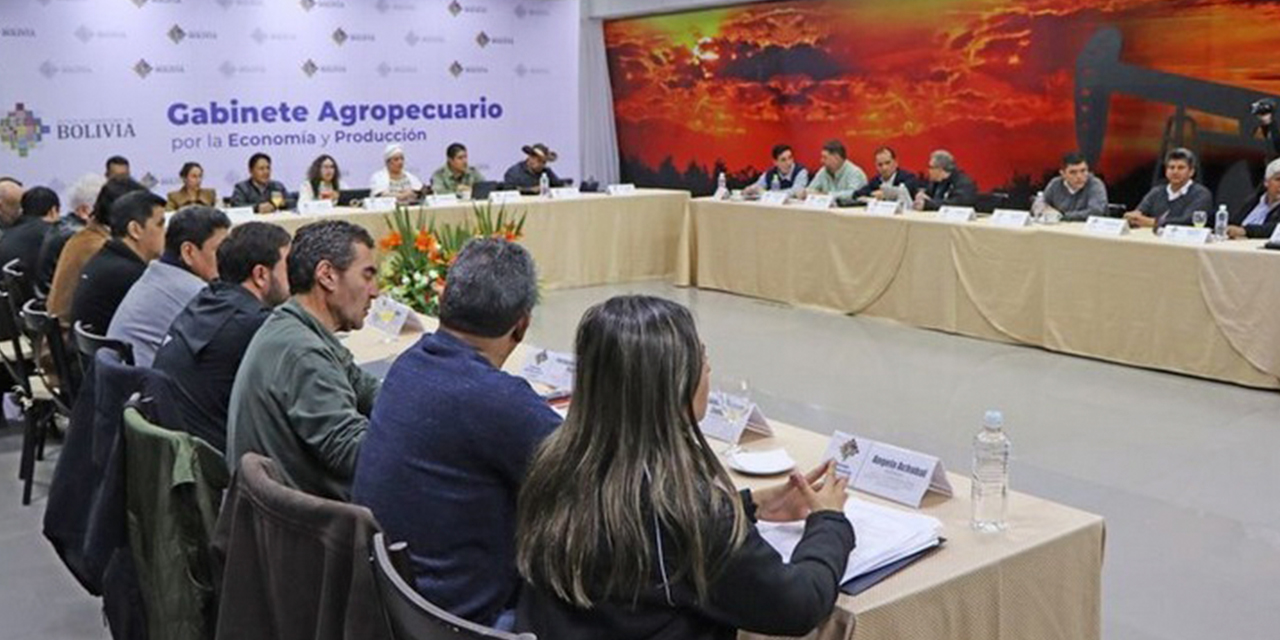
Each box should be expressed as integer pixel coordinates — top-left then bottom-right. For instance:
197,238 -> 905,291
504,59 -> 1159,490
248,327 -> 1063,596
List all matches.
677,198 -> 1280,390
253,189 -> 689,291
343,320 -> 1106,640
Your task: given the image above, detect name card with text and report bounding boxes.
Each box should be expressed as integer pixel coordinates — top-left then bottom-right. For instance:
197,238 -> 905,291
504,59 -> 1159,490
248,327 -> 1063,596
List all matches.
364,197 -> 398,211
1084,216 -> 1128,236
938,206 -> 976,222
699,391 -> 774,444
365,296 -> 423,338
520,349 -> 576,392
990,209 -> 1032,227
488,190 -> 522,204
425,193 -> 459,207
803,194 -> 834,210
1271,224 -> 1280,243
823,431 -> 953,508
1163,225 -> 1212,245
759,191 -> 789,206
866,199 -> 903,216
607,183 -> 637,196
550,187 -> 581,199
298,199 -> 335,215
222,207 -> 256,224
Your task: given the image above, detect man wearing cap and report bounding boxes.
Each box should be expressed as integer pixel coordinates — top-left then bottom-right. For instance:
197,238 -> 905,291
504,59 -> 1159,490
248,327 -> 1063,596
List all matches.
503,144 -> 564,193
370,144 -> 425,204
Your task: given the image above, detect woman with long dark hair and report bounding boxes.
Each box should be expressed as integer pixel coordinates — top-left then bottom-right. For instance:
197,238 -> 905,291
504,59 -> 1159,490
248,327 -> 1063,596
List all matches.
299,154 -> 341,202
515,295 -> 854,639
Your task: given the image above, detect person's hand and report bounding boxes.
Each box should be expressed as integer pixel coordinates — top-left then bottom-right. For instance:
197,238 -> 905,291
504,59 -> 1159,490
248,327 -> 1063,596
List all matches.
913,191 -> 928,211
324,191 -> 339,201
256,202 -> 275,214
1123,211 -> 1153,228
753,461 -> 833,522
1227,225 -> 1248,240
871,189 -> 884,199
797,462 -> 849,514
743,185 -> 761,197
795,188 -> 807,200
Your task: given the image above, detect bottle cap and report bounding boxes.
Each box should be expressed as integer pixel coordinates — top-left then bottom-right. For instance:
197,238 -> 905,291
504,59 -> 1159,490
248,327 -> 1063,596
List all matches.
983,410 -> 1004,429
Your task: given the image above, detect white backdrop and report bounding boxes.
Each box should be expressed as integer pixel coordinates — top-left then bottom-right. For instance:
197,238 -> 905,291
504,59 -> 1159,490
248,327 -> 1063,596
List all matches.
0,0 -> 579,200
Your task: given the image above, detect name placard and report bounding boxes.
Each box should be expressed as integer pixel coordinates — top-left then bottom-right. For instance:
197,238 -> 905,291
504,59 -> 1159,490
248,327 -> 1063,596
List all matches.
803,194 -> 834,210
520,349 -> 576,392
866,199 -> 902,216
1163,225 -> 1212,245
759,191 -> 789,206
298,199 -> 335,215
990,209 -> 1032,227
823,430 -> 953,508
550,187 -> 581,199
365,296 -> 423,338
221,206 -> 256,224
607,183 -> 637,196
1084,215 -> 1128,236
488,190 -> 522,204
1271,224 -> 1280,243
699,391 -> 774,444
939,206 -> 976,222
425,193 -> 459,207
364,196 -> 398,211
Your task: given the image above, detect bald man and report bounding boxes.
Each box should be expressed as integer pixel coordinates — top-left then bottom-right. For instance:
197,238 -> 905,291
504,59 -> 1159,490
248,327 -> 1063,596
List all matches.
0,177 -> 24,227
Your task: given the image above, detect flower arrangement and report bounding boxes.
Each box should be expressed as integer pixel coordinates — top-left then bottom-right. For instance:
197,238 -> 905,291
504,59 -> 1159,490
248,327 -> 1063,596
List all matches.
379,201 -> 526,316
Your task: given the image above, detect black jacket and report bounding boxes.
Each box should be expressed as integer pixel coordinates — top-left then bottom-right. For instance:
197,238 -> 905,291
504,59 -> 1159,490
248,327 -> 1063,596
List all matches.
516,491 -> 855,640
70,238 -> 147,333
1230,186 -> 1280,239
921,169 -> 978,210
0,215 -> 53,284
854,169 -> 923,199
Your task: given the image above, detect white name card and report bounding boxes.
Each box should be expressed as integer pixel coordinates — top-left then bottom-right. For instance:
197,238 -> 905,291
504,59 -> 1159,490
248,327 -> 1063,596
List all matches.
488,190 -> 522,204
939,206 -> 976,222
298,199 -> 335,215
803,194 -> 834,210
1084,215 -> 1128,236
221,206 -> 256,224
1270,224 -> 1280,243
699,391 -> 774,444
866,199 -> 903,216
364,196 -> 398,211
520,349 -> 576,392
607,183 -> 637,196
759,191 -> 789,206
823,430 -> 953,508
550,187 -> 581,199
990,209 -> 1032,227
1163,225 -> 1212,245
424,193 -> 459,207
365,296 -> 423,338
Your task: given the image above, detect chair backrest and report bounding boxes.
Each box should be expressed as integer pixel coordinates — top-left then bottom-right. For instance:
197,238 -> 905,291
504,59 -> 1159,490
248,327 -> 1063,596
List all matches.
0,288 -> 29,384
1,258 -> 34,311
74,320 -> 133,369
369,532 -> 536,640
20,298 -> 78,407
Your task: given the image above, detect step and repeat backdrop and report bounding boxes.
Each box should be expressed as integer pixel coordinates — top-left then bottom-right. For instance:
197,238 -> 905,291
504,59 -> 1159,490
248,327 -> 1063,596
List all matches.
0,0 -> 579,198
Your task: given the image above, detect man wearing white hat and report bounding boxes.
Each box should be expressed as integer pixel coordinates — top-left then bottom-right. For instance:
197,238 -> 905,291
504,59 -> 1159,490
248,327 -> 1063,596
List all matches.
503,143 -> 564,193
370,143 -> 425,204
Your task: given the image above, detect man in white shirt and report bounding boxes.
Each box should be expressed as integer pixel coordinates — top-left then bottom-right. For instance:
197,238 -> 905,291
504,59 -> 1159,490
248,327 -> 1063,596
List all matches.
370,144 -> 424,204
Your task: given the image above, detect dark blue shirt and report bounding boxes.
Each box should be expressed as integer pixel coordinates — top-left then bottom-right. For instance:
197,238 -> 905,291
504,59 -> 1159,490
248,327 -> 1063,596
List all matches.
352,330 -> 561,627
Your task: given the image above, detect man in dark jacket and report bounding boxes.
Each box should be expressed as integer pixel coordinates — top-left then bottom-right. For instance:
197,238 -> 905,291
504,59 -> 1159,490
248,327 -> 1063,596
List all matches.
1227,158 -> 1280,240
153,222 -> 292,452
0,185 -> 57,277
854,146 -> 922,199
914,149 -> 978,211
70,189 -> 166,333
503,143 -> 564,192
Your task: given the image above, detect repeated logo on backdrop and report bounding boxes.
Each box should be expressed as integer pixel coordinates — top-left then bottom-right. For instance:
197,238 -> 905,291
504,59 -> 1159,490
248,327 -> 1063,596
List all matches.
0,103 -> 51,157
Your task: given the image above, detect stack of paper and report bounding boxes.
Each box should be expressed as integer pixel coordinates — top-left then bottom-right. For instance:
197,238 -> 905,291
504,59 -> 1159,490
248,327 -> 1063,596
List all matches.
756,496 -> 943,584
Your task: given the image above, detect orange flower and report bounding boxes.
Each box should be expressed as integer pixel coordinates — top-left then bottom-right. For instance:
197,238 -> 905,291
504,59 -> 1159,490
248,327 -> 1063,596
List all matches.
414,229 -> 438,253
380,231 -> 402,250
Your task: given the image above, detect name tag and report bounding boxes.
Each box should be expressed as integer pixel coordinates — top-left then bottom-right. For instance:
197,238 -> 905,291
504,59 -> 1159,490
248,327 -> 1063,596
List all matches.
1271,225 -> 1280,243
802,194 -> 834,210
488,190 -> 522,204
699,391 -> 774,444
424,193 -> 459,207
520,349 -> 576,392
221,206 -> 256,224
990,209 -> 1031,227
364,296 -> 422,337
550,187 -> 581,199
1163,225 -> 1211,245
606,183 -> 637,196
866,199 -> 902,216
364,197 -> 398,211
759,191 -> 788,206
823,431 -> 953,508
1084,215 -> 1128,236
298,199 -> 335,215
939,206 -> 976,222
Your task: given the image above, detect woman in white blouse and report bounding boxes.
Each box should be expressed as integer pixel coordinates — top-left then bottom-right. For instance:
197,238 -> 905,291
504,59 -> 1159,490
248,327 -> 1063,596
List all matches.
299,154 -> 342,202
369,143 -> 424,203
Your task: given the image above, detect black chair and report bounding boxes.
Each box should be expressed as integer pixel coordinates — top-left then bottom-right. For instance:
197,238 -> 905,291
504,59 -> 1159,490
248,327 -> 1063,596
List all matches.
0,288 -> 31,386
4,296 -> 62,506
2,258 -> 34,308
74,320 -> 133,371
370,532 -> 536,640
22,299 -> 79,411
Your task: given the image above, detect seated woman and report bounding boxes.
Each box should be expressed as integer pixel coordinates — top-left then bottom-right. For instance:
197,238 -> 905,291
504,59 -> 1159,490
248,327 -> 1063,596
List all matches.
369,144 -> 424,204
515,295 -> 855,640
165,162 -> 217,210
299,154 -> 342,202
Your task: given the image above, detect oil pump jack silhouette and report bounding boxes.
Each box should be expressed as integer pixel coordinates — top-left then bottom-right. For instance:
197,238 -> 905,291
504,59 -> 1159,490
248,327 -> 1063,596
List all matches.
1074,27 -> 1279,210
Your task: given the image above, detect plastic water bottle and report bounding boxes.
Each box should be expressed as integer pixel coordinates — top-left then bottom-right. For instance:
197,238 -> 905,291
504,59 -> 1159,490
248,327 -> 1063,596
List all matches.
1030,191 -> 1046,222
770,173 -> 781,192
971,410 -> 1011,532
1213,204 -> 1229,241
539,172 -> 550,197
717,172 -> 727,193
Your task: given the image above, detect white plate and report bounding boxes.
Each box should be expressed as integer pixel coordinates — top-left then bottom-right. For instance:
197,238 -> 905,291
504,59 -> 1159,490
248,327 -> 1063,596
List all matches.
728,449 -> 796,476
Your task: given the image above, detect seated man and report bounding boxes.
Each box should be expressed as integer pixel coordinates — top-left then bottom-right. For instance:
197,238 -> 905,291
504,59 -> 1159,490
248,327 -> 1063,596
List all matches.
744,144 -> 808,197
354,238 -> 559,630
0,186 -> 57,276
914,149 -> 978,211
1041,151 -> 1109,222
1227,157 -> 1280,239
0,177 -> 23,227
50,177 -> 145,325
70,189 -> 166,334
431,143 -> 486,196
802,140 -> 867,200
37,173 -> 103,297
370,144 -> 424,203
229,152 -> 291,213
105,155 -> 131,180
1124,148 -> 1213,229
854,146 -> 921,199
503,143 -> 564,192
106,206 -> 231,367
154,222 -> 292,452
227,220 -> 381,500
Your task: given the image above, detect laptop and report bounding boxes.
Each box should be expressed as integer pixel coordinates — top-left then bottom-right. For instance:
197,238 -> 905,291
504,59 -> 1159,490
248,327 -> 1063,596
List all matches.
338,189 -> 370,206
470,181 -> 503,201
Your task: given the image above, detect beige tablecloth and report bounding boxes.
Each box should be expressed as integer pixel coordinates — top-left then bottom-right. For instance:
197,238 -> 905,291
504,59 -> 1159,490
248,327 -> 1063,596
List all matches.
259,189 -> 689,290
679,199 -> 1280,389
344,320 -> 1105,640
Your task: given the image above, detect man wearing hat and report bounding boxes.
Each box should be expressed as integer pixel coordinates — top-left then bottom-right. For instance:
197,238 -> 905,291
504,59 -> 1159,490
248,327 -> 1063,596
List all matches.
370,143 -> 425,204
503,143 -> 564,193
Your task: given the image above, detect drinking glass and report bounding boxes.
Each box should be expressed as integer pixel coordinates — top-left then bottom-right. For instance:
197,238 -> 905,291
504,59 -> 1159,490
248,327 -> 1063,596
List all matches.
270,191 -> 285,210
1192,210 -> 1207,228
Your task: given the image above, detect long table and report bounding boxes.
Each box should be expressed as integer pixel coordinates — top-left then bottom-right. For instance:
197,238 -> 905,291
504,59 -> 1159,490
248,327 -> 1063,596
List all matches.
343,321 -> 1105,640
256,189 -> 690,290
677,198 -> 1280,389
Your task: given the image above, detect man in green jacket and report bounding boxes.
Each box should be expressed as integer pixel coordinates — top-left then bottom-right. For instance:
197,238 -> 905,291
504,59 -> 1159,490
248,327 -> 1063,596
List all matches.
226,220 -> 382,500
430,142 -> 486,196
801,139 -> 868,200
